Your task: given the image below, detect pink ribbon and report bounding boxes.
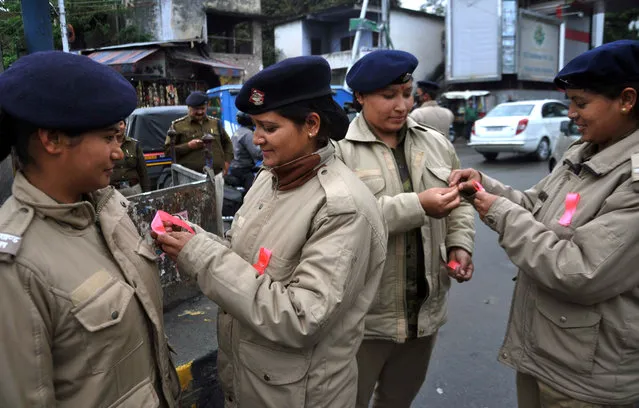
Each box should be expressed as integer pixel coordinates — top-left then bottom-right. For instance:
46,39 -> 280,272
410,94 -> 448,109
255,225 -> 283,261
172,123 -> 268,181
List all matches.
253,247 -> 273,276
472,180 -> 485,192
151,210 -> 195,235
558,193 -> 580,227
447,260 -> 461,271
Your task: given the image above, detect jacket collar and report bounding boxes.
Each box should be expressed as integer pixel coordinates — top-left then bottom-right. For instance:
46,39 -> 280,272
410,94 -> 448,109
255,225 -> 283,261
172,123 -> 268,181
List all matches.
421,101 -> 438,107
563,128 -> 639,176
266,144 -> 335,191
12,172 -> 116,230
344,114 -> 423,143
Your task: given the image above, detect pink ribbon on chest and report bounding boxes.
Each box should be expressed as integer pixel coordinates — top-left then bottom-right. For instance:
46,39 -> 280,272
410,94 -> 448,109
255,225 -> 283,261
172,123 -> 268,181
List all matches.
253,247 -> 273,276
558,193 -> 580,227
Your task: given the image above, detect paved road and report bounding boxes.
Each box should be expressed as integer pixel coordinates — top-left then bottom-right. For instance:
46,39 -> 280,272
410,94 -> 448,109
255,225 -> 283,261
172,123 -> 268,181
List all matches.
164,142 -> 551,406
414,143 -> 549,408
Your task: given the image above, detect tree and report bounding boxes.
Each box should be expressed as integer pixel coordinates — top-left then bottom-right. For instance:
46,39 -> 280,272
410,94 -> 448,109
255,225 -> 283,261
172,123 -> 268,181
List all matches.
0,0 -> 151,69
604,7 -> 639,42
420,0 -> 446,16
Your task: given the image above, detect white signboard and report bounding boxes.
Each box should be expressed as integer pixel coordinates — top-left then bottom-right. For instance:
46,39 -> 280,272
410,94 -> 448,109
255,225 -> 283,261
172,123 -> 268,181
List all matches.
518,11 -> 561,82
446,0 -> 501,82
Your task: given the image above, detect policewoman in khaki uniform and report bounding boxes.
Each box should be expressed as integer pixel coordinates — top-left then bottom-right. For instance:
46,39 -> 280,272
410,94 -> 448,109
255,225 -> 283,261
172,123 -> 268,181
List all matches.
450,40 -> 639,407
164,91 -> 233,174
0,51 -> 180,407
111,120 -> 151,195
335,50 -> 475,408
154,56 -> 387,408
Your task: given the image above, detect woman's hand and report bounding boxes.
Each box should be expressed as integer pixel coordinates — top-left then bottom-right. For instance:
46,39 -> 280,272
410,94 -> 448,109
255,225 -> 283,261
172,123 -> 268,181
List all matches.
449,168 -> 482,196
417,186 -> 460,218
153,231 -> 194,261
448,247 -> 474,282
473,191 -> 499,219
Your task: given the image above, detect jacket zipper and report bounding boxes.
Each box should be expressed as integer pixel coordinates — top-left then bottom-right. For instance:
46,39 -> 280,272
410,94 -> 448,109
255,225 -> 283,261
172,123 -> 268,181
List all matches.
94,187 -> 116,225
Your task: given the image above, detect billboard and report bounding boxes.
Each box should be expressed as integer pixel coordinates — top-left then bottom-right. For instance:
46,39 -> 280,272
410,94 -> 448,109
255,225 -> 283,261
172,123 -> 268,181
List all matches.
446,0 -> 501,82
518,10 -> 561,82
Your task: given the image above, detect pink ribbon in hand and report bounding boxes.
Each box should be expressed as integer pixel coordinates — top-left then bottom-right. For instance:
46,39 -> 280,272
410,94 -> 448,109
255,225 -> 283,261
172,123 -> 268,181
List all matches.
558,193 -> 580,227
447,260 -> 461,270
253,247 -> 273,276
472,180 -> 486,192
151,210 -> 195,235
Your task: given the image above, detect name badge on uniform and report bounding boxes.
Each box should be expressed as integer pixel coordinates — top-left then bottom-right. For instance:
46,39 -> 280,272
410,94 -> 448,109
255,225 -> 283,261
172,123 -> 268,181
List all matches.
0,233 -> 22,255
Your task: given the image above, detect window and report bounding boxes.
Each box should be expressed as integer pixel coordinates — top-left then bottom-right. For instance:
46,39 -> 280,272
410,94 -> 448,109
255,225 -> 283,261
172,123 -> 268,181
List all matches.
340,36 -> 354,51
331,68 -> 347,85
487,104 -> 534,117
373,32 -> 379,47
542,103 -> 568,118
311,38 -> 322,55
207,13 -> 253,54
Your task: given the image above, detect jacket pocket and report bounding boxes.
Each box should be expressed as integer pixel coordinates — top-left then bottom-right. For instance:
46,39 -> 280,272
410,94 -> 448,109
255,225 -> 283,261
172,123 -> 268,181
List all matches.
71,270 -> 143,373
356,169 -> 385,196
427,167 -> 452,187
237,340 -> 311,407
107,378 -> 160,408
531,293 -> 601,374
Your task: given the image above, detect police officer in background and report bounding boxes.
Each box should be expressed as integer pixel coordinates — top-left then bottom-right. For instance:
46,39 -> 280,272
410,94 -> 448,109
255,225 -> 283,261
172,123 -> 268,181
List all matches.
110,120 -> 151,195
410,80 -> 454,140
225,111 -> 262,191
165,91 -> 233,175
0,51 -> 180,407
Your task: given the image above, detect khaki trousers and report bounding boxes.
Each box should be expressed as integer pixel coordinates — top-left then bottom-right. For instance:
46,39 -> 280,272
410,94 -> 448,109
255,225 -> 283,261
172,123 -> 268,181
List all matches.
356,335 -> 437,408
516,372 -> 635,408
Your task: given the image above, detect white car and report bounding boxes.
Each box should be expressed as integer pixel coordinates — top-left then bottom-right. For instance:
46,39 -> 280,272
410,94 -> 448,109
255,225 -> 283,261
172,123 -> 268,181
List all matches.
468,99 -> 569,161
548,120 -> 581,172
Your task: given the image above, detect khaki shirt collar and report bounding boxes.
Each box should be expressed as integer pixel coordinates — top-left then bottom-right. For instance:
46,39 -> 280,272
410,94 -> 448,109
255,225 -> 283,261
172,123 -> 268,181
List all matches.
12,172 -> 107,229
563,128 -> 639,176
421,100 -> 438,108
189,115 -> 212,125
344,114 -> 421,143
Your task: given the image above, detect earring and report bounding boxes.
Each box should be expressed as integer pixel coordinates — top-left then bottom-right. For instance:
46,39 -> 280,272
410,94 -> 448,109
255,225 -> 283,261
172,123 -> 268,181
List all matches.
622,108 -> 628,113
309,133 -> 314,138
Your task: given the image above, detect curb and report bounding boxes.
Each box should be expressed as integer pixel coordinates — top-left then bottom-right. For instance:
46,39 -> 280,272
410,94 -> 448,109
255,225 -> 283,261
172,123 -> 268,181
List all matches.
176,350 -> 224,408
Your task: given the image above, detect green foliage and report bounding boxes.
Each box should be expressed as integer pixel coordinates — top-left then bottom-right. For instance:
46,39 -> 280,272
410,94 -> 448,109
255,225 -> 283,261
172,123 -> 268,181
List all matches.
604,7 -> 639,42
0,0 -> 151,69
420,0 -> 446,16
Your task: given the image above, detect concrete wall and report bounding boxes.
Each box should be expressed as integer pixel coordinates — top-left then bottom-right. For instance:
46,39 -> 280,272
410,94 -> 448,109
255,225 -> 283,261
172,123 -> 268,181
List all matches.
204,0 -> 261,15
275,21 -> 305,60
390,10 -> 445,83
212,21 -> 263,78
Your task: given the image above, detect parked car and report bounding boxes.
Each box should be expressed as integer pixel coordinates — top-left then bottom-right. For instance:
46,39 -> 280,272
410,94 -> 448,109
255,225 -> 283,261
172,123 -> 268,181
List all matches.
468,99 -> 568,161
549,119 -> 581,172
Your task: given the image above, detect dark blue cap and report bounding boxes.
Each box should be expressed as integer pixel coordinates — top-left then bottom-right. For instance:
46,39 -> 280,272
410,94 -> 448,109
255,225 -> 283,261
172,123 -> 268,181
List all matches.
185,91 -> 208,107
0,51 -> 137,132
554,40 -> 639,90
417,80 -> 440,91
346,50 -> 418,93
236,56 -> 332,114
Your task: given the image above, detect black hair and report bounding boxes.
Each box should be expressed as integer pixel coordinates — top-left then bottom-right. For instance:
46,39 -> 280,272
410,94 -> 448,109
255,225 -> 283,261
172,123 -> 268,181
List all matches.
236,112 -> 254,127
0,114 -> 85,167
276,95 -> 350,145
416,84 -> 437,101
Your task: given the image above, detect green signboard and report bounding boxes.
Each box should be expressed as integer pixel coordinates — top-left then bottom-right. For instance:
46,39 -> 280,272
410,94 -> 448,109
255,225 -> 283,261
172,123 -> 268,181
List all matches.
349,18 -> 379,32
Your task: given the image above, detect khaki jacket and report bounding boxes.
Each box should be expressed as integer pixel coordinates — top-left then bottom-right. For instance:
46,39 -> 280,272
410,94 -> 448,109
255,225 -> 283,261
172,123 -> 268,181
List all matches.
164,115 -> 233,174
482,128 -> 639,404
335,115 -> 475,342
410,101 -> 455,138
0,173 -> 180,408
176,144 -> 387,408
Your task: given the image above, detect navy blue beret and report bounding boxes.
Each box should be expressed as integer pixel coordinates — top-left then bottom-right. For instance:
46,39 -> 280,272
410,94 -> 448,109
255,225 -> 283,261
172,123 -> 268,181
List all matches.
346,50 -> 418,93
185,91 -> 208,106
417,80 -> 440,91
236,56 -> 332,114
0,51 -> 137,131
555,39 -> 639,90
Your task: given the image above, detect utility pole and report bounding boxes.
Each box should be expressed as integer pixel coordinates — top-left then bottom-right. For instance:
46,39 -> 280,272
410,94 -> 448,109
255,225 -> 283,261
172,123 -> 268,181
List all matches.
59,0 -> 70,52
380,0 -> 389,48
21,0 -> 54,53
343,0 -> 370,88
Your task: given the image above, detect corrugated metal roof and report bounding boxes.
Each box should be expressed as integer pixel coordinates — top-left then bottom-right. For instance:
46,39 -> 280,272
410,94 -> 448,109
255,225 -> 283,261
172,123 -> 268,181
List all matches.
87,48 -> 159,72
172,51 -> 244,78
